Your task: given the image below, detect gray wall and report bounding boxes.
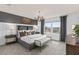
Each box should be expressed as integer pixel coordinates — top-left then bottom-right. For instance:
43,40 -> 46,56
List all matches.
0,11 -> 21,23
0,11 -> 37,25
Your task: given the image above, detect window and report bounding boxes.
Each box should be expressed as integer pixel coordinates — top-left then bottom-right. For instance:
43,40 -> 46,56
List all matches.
45,22 -> 52,33
52,22 -> 60,33
44,18 -> 60,41
45,21 -> 60,33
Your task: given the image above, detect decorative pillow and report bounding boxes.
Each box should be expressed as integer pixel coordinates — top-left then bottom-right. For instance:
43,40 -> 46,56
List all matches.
20,31 -> 27,37
24,31 -> 27,36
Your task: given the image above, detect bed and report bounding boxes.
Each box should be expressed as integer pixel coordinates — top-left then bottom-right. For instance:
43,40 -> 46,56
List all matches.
17,31 -> 50,49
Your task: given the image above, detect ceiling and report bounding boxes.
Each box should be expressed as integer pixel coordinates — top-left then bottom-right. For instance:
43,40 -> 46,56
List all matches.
0,4 -> 79,19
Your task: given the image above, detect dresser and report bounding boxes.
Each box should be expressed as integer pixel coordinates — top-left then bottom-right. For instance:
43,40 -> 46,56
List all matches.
66,44 -> 79,55
66,34 -> 79,55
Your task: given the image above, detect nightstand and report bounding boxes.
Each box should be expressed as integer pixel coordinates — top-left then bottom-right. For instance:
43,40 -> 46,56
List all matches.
5,35 -> 16,44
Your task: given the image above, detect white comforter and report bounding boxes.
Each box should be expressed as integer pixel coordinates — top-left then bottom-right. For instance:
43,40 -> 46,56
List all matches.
20,34 -> 47,44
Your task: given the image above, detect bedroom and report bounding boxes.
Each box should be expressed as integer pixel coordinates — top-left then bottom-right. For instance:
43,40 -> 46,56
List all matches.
0,4 -> 68,55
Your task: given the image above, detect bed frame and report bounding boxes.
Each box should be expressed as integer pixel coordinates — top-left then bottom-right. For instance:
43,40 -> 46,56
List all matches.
17,38 -> 36,50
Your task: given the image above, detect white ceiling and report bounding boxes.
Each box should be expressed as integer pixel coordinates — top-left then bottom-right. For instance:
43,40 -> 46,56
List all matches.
0,4 -> 79,19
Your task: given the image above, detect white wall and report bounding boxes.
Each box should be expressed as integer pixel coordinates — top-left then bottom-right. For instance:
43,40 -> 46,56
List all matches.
67,12 -> 79,35
0,23 -> 7,45
66,12 -> 79,45
0,22 -> 17,45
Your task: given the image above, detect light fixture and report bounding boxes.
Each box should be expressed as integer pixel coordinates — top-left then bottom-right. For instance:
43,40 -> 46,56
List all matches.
34,10 -> 44,22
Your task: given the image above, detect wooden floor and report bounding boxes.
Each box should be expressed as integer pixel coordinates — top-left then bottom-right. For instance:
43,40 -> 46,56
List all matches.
66,44 -> 79,55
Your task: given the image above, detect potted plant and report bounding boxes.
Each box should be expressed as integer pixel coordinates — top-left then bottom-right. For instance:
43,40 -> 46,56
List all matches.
74,24 -> 79,43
